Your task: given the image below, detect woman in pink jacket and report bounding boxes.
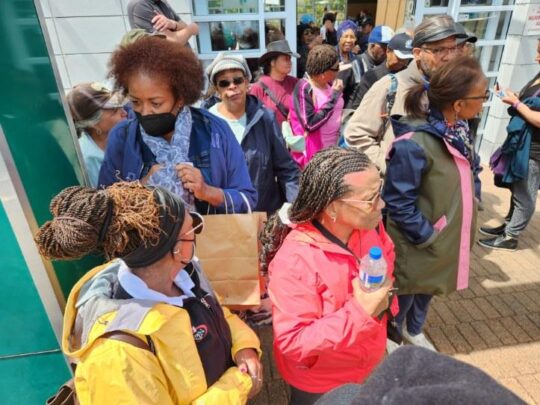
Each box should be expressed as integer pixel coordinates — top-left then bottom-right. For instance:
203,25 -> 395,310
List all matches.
260,147 -> 397,404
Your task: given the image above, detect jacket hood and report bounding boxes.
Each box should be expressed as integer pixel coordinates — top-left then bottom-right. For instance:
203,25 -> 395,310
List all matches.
390,111 -> 445,140
62,260 -> 186,360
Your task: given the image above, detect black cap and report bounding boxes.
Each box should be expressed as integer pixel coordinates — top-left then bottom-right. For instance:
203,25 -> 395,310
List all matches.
388,33 -> 414,59
412,15 -> 467,48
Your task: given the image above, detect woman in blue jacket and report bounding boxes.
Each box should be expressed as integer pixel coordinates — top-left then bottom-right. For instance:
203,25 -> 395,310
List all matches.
204,52 -> 300,215
99,37 -> 256,213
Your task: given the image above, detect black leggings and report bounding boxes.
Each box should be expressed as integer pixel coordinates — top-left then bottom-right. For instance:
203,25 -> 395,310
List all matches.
289,385 -> 323,405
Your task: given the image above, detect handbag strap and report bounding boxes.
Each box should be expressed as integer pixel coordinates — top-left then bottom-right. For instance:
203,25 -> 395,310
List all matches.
258,81 -> 289,118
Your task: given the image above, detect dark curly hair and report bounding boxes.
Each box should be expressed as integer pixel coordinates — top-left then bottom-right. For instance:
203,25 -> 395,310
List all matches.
306,44 -> 339,76
108,37 -> 204,105
259,147 -> 372,273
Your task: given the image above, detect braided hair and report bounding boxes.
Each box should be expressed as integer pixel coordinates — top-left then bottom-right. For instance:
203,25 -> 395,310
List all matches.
35,182 -> 161,261
260,147 -> 372,273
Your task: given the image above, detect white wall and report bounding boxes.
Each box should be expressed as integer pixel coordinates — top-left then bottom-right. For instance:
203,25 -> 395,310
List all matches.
37,0 -> 193,92
480,0 -> 540,161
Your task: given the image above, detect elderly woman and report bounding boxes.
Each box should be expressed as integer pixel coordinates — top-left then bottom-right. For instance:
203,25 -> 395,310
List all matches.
36,182 -> 262,404
260,147 -> 396,404
66,82 -> 127,187
289,45 -> 344,168
478,39 -> 540,251
249,40 -> 299,126
383,57 -> 486,351
98,37 -> 256,213
205,52 -> 300,215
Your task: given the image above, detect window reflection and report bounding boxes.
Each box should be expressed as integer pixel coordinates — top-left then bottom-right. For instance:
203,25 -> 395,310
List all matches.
265,0 -> 285,12
199,21 -> 260,52
460,10 -> 512,41
193,0 -> 258,16
265,19 -> 285,46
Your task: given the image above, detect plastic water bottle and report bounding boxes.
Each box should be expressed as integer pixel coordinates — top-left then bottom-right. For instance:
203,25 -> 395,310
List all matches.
359,246 -> 387,292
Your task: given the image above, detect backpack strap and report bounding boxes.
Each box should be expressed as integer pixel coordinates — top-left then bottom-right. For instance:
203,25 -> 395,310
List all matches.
378,73 -> 399,139
258,81 -> 289,118
46,331 -> 155,405
102,330 -> 155,354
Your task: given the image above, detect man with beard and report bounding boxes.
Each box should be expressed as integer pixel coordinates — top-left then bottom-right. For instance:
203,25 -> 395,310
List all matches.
344,16 -> 467,173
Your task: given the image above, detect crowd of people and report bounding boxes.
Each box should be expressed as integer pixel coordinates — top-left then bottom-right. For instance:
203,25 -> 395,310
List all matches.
40,1 -> 538,404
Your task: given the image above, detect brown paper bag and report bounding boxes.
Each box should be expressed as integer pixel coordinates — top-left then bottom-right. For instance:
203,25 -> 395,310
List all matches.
196,193 -> 266,307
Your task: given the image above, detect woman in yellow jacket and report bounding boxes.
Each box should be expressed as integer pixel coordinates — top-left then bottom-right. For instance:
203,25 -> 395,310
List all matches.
35,182 -> 262,404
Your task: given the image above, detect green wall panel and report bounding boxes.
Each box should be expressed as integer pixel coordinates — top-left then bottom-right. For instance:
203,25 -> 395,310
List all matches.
0,0 -> 102,296
0,203 -> 70,403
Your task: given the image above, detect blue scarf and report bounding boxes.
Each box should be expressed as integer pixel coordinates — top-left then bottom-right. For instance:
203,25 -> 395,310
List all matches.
428,110 -> 474,166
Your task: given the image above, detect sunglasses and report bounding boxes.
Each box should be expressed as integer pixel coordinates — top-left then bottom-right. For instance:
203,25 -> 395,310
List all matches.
217,76 -> 245,88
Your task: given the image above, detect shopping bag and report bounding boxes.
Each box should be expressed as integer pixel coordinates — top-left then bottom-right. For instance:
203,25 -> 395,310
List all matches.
196,192 -> 265,307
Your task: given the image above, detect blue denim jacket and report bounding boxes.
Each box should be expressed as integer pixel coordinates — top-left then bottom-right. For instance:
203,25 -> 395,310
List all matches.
98,107 -> 257,213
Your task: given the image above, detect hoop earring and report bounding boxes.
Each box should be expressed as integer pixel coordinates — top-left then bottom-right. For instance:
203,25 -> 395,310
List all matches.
331,215 -> 337,223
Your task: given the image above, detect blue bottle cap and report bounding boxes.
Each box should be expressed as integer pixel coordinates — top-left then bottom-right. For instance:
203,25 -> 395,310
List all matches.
369,246 -> 382,260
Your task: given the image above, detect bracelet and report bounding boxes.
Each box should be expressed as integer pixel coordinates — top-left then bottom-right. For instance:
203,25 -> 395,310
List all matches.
512,101 -> 521,109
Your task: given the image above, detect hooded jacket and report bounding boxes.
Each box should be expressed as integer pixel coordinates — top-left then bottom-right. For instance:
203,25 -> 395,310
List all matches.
98,107 -> 257,214
62,259 -> 260,404
383,115 -> 477,296
207,95 -> 300,214
268,221 -> 398,394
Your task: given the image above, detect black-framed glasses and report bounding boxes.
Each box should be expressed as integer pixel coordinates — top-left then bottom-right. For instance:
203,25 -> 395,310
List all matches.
463,90 -> 490,101
217,76 -> 245,88
328,64 -> 340,72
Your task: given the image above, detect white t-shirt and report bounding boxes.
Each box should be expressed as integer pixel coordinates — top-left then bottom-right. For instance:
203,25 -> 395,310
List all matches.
209,103 -> 247,145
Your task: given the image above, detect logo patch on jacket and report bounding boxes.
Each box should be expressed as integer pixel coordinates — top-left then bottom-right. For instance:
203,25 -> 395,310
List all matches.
192,324 -> 208,342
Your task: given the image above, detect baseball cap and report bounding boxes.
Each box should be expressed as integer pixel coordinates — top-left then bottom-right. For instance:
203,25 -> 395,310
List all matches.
388,33 -> 414,59
67,82 -> 126,127
368,25 -> 395,44
412,15 -> 467,47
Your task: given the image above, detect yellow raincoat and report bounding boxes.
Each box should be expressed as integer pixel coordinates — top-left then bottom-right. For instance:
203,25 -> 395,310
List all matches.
62,260 -> 261,404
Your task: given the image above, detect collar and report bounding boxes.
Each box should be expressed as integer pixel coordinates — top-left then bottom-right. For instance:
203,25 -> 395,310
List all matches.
118,261 -> 196,307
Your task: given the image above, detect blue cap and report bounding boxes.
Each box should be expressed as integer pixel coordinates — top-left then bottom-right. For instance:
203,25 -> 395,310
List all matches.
300,14 -> 315,25
368,25 -> 394,44
369,246 -> 382,260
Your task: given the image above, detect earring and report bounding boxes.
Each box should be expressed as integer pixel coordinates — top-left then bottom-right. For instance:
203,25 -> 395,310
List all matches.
331,214 -> 337,223
454,110 -> 459,123
173,249 -> 180,254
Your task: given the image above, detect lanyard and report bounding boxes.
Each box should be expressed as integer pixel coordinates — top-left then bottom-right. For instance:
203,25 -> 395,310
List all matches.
311,219 -> 361,265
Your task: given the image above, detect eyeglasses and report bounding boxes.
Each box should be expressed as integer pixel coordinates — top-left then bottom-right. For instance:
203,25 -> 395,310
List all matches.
328,64 -> 340,72
340,179 -> 384,208
173,212 -> 204,246
217,76 -> 245,88
463,89 -> 490,101
421,46 -> 458,57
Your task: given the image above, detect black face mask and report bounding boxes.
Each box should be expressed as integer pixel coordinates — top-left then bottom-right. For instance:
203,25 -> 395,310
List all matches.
135,104 -> 178,137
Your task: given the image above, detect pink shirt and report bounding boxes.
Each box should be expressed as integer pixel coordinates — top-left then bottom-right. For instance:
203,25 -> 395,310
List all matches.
313,84 -> 344,148
250,75 -> 298,125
